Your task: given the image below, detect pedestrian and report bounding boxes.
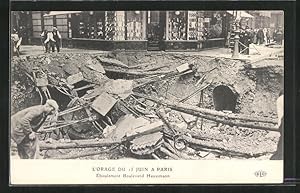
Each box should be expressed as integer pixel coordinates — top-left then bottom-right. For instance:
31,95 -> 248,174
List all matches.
52,26 -> 62,52
263,28 -> 267,44
239,28 -> 245,53
256,28 -> 264,45
19,26 -> 28,45
273,29 -> 277,43
270,90 -> 283,160
276,26 -> 283,45
11,99 -> 59,159
11,28 -> 21,56
43,30 -> 56,53
266,28 -> 271,44
243,26 -> 251,55
40,29 -> 49,53
252,28 -> 257,44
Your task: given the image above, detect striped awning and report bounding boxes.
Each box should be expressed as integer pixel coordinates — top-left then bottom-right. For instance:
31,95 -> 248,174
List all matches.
227,11 -> 254,18
43,11 -> 82,17
257,11 -> 272,18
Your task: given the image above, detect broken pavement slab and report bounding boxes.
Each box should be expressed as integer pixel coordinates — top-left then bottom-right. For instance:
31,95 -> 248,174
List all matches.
67,72 -> 84,85
176,63 -> 191,73
97,56 -> 129,68
107,114 -> 150,140
91,92 -> 118,116
104,79 -> 134,99
62,62 -> 80,75
87,63 -> 106,74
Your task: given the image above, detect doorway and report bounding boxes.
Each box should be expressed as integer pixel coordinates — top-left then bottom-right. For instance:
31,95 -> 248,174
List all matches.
147,11 -> 165,51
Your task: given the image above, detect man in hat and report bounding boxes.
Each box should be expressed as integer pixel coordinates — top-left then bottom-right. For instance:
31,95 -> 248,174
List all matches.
52,26 -> 62,52
11,99 -> 59,159
42,29 -> 56,53
40,29 -> 49,53
243,26 -> 252,55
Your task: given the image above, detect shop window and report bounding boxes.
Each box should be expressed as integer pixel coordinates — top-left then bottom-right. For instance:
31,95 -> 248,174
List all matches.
187,11 -> 205,40
73,11 -> 105,39
203,11 -> 224,39
168,11 -> 187,40
126,11 -> 145,40
114,11 -> 126,40
105,11 -> 125,40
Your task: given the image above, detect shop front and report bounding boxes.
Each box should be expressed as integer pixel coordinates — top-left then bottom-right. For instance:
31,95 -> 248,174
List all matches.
70,11 -> 148,50
24,11 -> 229,51
164,11 -> 228,51
70,11 -> 228,51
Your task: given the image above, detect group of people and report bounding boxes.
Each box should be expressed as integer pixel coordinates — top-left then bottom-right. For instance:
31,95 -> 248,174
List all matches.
253,27 -> 284,45
229,26 -> 284,55
40,26 -> 62,53
238,26 -> 253,55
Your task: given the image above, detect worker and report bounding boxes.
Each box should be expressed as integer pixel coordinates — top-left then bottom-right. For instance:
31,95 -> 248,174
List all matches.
43,30 -> 56,53
52,26 -> 62,52
270,90 -> 283,160
11,100 -> 59,159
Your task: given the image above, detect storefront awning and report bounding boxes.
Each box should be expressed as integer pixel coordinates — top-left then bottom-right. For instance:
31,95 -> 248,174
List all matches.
43,11 -> 82,17
227,11 -> 254,18
257,11 -> 272,18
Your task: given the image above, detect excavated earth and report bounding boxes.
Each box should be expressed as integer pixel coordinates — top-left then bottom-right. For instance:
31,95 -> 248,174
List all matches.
10,51 -> 284,160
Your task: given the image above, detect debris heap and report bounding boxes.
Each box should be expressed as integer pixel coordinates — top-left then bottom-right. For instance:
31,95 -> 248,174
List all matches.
11,52 -> 283,160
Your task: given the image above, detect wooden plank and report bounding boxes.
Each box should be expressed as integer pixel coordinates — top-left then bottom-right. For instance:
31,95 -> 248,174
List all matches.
133,93 -> 279,131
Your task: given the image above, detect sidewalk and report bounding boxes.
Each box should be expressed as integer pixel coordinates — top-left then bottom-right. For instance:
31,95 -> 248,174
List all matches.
192,43 -> 284,64
17,44 -> 284,66
18,45 -> 109,56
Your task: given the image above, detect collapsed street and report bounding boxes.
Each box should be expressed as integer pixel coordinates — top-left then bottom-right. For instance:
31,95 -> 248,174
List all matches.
10,49 -> 284,160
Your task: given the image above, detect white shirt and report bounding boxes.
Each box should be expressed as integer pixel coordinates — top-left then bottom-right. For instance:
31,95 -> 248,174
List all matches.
44,32 -> 56,44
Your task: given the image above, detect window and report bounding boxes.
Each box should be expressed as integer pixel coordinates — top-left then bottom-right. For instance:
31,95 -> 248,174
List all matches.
72,11 -> 105,39
167,11 -> 187,40
203,11 -> 224,39
187,11 -> 205,40
126,11 -> 145,40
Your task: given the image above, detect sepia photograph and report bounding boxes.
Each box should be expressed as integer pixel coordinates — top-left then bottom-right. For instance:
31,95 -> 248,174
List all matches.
9,10 -> 285,184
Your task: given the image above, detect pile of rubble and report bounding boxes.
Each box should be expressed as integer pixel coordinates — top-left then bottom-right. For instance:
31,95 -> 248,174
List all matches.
11,52 -> 282,160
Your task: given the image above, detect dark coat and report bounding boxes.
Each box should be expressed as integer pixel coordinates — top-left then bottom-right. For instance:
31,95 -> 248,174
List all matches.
257,29 -> 264,40
11,105 -> 47,144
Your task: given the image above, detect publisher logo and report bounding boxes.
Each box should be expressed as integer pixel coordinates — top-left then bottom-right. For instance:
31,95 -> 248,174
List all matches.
254,170 -> 267,177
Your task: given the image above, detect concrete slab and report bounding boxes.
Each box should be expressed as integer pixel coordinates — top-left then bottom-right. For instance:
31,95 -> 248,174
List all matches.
91,92 -> 117,116
67,72 -> 84,85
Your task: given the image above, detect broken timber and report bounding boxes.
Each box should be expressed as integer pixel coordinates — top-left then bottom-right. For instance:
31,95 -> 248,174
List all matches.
133,93 -> 279,131
39,139 -> 121,150
38,121 -> 164,150
103,68 -> 174,76
182,135 -> 270,158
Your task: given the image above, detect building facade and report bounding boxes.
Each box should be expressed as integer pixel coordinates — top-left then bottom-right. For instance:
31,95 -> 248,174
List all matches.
12,11 -> 233,51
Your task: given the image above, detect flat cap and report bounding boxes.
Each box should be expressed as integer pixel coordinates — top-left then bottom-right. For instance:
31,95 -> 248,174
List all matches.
45,99 -> 59,111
